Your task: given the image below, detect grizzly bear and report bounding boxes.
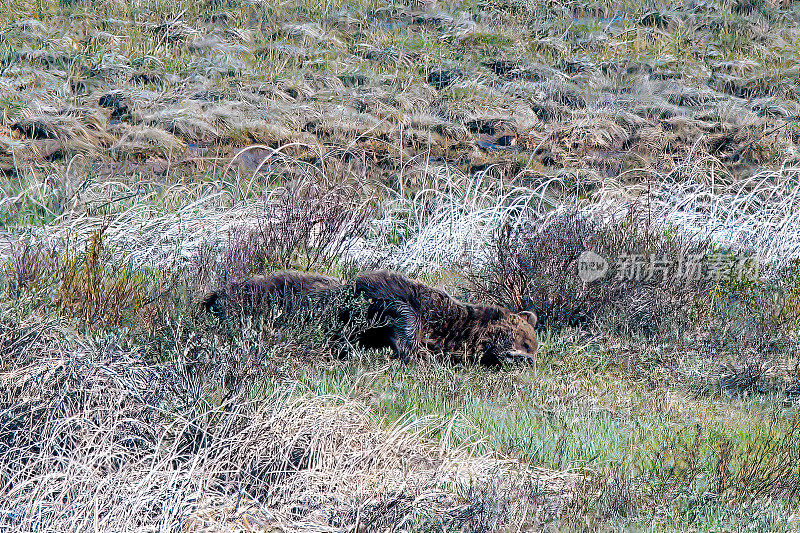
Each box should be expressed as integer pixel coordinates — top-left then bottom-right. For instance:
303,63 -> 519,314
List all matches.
202,270 -> 538,366
351,271 -> 537,366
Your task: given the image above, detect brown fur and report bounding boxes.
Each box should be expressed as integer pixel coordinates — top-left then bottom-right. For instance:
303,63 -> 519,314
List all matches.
352,271 -> 537,365
202,270 -> 538,366
202,271 -> 342,319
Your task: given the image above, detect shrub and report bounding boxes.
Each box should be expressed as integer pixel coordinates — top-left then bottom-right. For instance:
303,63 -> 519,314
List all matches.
200,175 -> 373,290
56,229 -> 156,328
466,207 -> 715,336
3,229 -> 156,330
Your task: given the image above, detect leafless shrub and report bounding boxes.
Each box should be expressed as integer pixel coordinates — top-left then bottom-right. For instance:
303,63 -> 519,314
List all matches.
649,423 -> 705,493
562,463 -> 638,531
185,171 -> 377,371
204,173 -> 373,289
258,177 -> 372,271
705,270 -> 797,356
719,360 -> 767,394
466,208 -> 714,336
728,420 -> 800,502
601,466 -> 637,518
647,420 -> 800,504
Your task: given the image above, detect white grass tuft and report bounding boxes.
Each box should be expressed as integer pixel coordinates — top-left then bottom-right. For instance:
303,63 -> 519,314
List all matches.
369,165 -> 800,273
648,168 -> 800,267
4,150 -> 800,276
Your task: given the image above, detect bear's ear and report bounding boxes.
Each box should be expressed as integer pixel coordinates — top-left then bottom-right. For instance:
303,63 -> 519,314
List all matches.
519,311 -> 537,326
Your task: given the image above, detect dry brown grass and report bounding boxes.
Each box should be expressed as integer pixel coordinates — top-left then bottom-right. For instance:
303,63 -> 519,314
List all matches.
2,1 -> 800,530
0,311 -> 578,532
2,0 -> 799,181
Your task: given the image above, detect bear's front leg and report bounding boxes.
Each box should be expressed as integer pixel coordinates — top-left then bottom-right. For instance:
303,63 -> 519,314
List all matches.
387,302 -> 421,362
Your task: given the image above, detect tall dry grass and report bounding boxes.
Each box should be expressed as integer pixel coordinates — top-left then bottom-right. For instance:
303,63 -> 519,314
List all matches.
0,306 -> 577,532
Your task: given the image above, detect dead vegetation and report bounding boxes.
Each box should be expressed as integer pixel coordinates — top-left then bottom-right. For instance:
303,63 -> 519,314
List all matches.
464,208 -> 716,335
0,320 -> 579,532
2,0 -> 800,179
2,0 -> 800,531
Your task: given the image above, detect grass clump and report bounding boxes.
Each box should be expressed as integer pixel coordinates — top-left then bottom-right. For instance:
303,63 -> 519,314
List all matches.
4,229 -> 156,329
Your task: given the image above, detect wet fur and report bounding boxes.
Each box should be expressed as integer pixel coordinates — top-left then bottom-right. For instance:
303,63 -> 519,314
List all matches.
202,271 -> 342,319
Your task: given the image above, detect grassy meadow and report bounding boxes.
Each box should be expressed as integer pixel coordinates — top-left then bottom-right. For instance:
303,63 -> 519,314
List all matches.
2,0 -> 800,530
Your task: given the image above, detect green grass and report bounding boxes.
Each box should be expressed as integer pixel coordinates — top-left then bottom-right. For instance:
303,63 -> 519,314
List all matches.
244,340 -> 799,530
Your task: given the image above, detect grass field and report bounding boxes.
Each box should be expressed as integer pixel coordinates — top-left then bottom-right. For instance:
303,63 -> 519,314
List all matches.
2,0 -> 800,531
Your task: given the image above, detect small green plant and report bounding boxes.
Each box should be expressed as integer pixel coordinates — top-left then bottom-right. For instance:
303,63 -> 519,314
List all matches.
56,229 -> 154,329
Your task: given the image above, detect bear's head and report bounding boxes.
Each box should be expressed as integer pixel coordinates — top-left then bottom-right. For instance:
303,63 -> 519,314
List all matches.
479,310 -> 538,366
